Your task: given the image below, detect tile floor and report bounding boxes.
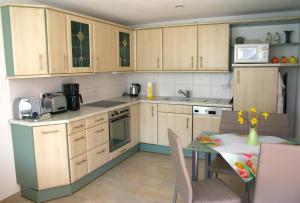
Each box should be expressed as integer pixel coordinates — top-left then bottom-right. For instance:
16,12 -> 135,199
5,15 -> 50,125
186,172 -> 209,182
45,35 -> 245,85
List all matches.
2,152 -> 247,203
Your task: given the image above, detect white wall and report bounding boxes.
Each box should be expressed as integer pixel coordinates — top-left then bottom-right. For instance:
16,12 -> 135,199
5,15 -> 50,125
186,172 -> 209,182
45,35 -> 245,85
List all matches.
127,72 -> 233,99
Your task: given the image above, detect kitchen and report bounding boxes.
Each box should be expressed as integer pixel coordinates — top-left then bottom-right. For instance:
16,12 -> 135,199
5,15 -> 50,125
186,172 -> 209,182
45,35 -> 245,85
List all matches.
1,1 -> 300,203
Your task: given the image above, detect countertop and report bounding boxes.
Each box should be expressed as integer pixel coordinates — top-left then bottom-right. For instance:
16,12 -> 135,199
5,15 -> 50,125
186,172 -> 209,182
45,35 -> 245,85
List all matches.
9,96 -> 232,127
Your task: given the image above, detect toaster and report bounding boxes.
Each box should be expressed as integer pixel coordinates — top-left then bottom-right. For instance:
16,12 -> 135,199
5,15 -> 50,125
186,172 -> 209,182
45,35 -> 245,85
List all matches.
42,93 -> 67,114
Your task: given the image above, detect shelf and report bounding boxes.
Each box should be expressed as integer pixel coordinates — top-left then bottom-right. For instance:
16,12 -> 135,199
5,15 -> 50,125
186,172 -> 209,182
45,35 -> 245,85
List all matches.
269,42 -> 299,47
232,63 -> 300,67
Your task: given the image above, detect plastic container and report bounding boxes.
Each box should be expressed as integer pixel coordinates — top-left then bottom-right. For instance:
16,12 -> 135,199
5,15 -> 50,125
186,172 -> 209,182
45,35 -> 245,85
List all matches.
147,82 -> 153,99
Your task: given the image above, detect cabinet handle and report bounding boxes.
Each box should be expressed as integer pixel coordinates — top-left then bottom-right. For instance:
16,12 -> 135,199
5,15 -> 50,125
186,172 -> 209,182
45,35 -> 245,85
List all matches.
191,56 -> 194,68
120,148 -> 127,153
151,106 -> 154,117
75,136 -> 85,142
97,150 -> 105,155
186,118 -> 189,129
74,124 -> 84,129
157,57 -> 160,69
200,56 -> 203,68
42,130 -> 59,134
76,159 -> 86,165
39,54 -> 43,70
237,70 -> 240,84
96,129 -> 104,133
95,118 -> 104,122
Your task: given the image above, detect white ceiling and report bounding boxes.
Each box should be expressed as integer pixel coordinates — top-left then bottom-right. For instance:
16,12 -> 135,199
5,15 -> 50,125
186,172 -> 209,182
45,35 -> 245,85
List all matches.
33,0 -> 300,26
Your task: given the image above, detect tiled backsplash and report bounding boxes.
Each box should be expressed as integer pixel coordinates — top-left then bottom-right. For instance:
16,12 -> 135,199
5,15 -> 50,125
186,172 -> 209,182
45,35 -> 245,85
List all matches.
126,72 -> 233,99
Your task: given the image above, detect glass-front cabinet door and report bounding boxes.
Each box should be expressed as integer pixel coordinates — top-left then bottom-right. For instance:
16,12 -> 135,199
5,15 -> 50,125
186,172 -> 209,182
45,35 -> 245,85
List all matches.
67,15 -> 93,73
118,28 -> 133,71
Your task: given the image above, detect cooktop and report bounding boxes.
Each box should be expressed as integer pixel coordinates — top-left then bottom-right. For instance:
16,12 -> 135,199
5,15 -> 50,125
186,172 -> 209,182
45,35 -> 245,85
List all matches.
85,100 -> 127,108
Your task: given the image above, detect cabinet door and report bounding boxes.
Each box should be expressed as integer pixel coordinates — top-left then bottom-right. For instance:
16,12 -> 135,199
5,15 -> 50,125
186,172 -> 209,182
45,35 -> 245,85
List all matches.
70,154 -> 87,183
47,10 -> 69,74
87,143 -> 109,173
68,131 -> 87,159
198,24 -> 229,71
86,123 -> 109,151
136,29 -> 162,71
158,113 -> 192,147
140,103 -> 157,144
117,28 -> 133,71
234,68 -> 278,113
10,7 -> 48,75
33,124 -> 69,189
163,26 -> 197,71
130,104 -> 140,146
193,115 -> 221,138
67,15 -> 93,73
93,22 -> 117,72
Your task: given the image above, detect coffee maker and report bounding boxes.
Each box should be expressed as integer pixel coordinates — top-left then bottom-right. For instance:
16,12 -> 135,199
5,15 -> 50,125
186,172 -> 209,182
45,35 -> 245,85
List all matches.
63,83 -> 83,111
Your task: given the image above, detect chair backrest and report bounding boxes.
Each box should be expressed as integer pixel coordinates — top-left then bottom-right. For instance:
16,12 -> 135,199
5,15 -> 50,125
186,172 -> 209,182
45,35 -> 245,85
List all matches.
257,113 -> 290,137
254,143 -> 300,203
219,111 -> 249,134
168,129 -> 192,203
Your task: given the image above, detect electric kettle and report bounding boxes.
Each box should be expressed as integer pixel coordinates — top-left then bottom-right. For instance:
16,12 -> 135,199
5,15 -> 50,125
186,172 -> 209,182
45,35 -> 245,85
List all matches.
129,83 -> 141,97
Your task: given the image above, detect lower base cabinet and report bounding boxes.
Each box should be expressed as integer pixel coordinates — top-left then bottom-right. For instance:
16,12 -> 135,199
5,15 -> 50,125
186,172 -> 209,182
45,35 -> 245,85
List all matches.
70,154 -> 88,183
192,115 -> 221,138
87,143 -> 110,173
110,142 -> 132,160
140,103 -> 158,144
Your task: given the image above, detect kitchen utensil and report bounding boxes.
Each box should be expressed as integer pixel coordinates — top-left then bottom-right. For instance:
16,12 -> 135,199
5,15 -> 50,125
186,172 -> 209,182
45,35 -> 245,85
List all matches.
284,31 -> 293,43
63,83 -> 83,111
129,83 -> 141,97
42,92 -> 67,114
13,98 -> 32,119
289,56 -> 297,64
281,56 -> 287,63
272,56 -> 279,63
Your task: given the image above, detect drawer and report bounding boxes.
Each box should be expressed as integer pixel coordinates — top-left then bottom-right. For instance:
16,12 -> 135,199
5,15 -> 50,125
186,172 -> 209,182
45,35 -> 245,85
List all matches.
158,104 -> 192,114
70,154 -> 88,183
86,123 -> 109,151
86,113 -> 108,129
68,131 -> 86,159
68,119 -> 86,135
87,143 -> 109,173
109,142 -> 131,160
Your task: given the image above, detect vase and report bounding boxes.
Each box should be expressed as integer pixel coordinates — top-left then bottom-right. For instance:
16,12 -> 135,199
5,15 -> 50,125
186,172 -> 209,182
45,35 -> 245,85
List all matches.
284,31 -> 293,43
248,127 -> 258,145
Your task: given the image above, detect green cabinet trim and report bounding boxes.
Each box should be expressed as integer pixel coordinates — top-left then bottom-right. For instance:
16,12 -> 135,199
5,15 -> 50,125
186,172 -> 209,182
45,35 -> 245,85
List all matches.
11,124 -> 38,188
1,6 -> 15,76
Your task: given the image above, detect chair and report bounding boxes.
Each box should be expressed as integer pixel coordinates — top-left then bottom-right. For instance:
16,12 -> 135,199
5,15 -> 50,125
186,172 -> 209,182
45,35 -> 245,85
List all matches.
257,113 -> 289,138
209,111 -> 249,177
253,143 -> 300,203
168,129 -> 241,203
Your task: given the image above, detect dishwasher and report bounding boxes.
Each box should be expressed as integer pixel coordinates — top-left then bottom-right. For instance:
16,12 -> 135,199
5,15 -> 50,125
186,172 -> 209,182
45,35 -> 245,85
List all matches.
192,106 -> 232,139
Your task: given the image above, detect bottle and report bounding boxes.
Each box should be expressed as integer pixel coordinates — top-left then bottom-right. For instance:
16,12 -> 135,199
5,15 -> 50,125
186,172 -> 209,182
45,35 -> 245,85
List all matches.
147,82 -> 153,99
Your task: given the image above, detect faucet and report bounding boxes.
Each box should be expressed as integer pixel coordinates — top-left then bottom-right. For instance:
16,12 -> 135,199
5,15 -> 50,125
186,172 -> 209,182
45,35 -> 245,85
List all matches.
178,89 -> 190,98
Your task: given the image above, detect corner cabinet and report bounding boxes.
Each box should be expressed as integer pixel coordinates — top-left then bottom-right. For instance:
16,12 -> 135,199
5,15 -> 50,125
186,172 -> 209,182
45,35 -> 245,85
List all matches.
66,15 -> 94,73
2,6 -> 48,76
233,67 -> 278,113
117,28 -> 134,71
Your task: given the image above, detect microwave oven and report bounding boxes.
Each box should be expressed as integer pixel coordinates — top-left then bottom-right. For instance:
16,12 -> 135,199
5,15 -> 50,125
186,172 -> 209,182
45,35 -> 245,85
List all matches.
234,44 -> 269,63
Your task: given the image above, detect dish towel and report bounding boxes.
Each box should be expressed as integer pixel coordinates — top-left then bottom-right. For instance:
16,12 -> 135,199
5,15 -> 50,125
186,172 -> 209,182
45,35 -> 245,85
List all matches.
277,73 -> 285,113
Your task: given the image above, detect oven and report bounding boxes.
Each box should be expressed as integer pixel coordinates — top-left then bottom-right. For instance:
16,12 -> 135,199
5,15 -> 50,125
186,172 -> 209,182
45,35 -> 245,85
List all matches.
109,107 -> 131,152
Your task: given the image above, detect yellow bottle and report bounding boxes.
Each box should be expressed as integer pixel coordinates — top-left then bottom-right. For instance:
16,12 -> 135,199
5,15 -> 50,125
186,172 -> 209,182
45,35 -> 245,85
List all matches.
147,82 -> 153,99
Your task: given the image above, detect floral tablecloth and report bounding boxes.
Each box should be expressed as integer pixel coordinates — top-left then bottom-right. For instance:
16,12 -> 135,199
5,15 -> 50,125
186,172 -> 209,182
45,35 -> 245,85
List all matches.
198,133 -> 287,182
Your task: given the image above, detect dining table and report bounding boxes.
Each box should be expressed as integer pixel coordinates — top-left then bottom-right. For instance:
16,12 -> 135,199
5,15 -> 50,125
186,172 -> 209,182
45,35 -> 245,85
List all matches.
187,132 -> 299,182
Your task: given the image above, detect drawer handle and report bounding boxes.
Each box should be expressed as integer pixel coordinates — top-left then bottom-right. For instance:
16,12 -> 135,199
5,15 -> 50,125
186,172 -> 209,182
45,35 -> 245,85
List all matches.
120,148 -> 127,153
75,136 -> 85,141
76,159 -> 86,165
97,150 -> 105,155
74,124 -> 84,129
95,118 -> 104,122
186,118 -> 189,129
96,129 -> 105,133
42,130 -> 59,134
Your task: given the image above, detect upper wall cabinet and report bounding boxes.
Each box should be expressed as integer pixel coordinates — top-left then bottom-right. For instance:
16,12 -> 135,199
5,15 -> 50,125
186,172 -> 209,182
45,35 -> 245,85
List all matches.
2,6 -> 48,76
93,22 -> 118,72
67,15 -> 93,73
163,26 -> 197,71
198,24 -> 229,71
46,10 -> 69,74
117,28 -> 133,71
136,28 -> 162,71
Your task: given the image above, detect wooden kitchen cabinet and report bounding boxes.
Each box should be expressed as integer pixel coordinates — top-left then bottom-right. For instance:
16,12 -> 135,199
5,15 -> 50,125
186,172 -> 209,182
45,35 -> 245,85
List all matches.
4,6 -> 48,76
140,103 -> 158,144
93,22 -> 118,72
234,67 -> 278,113
198,24 -> 229,71
136,28 -> 162,71
86,123 -> 109,151
87,143 -> 109,173
117,27 -> 134,71
193,115 -> 221,138
70,153 -> 88,182
46,10 -> 69,74
163,26 -> 197,71
32,124 -> 70,189
130,104 -> 140,146
158,112 -> 192,147
68,131 -> 86,159
67,15 -> 94,73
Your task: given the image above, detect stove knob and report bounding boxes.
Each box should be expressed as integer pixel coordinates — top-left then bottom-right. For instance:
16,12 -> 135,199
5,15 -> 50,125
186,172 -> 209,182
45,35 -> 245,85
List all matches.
114,111 -> 119,115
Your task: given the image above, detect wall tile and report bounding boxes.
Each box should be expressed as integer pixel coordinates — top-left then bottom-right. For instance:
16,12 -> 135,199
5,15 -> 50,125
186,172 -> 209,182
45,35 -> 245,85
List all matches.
211,85 -> 232,99
211,73 -> 232,85
158,73 -> 174,85
174,73 -> 193,85
192,73 -> 211,85
158,85 -> 174,96
192,85 -> 212,98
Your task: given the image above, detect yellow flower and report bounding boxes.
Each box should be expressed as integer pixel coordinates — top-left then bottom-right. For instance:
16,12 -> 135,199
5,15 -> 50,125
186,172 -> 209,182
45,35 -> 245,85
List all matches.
235,161 -> 244,169
251,117 -> 258,125
262,112 -> 269,120
237,110 -> 243,117
250,107 -> 257,113
238,117 -> 244,125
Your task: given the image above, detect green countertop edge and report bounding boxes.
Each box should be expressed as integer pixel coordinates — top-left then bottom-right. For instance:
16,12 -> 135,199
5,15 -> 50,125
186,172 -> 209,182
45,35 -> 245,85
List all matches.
1,6 -> 15,76
20,144 -> 139,203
